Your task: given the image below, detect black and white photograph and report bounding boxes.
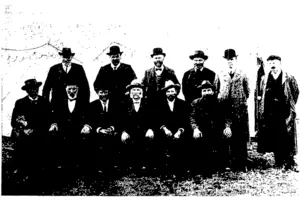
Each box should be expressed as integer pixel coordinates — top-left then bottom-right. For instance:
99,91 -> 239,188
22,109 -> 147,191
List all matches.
1,0 -> 300,196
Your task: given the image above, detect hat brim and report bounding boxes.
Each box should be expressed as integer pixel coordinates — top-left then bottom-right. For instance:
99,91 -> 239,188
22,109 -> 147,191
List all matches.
223,55 -> 238,59
162,84 -> 181,92
107,52 -> 123,56
21,82 -> 42,91
126,84 -> 144,92
59,52 -> 75,57
151,53 -> 166,58
189,55 -> 208,60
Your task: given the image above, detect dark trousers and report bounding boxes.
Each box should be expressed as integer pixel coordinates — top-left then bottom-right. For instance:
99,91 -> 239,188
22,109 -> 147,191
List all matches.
219,136 -> 248,171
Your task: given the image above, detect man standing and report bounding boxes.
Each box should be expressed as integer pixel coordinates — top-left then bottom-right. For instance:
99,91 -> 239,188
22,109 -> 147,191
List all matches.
120,79 -> 156,172
190,80 -> 222,177
158,80 -> 189,177
257,55 -> 299,171
182,50 -> 220,104
43,48 -> 90,112
218,49 -> 250,172
11,79 -> 51,177
142,47 -> 179,107
93,45 -> 137,104
83,84 -> 121,175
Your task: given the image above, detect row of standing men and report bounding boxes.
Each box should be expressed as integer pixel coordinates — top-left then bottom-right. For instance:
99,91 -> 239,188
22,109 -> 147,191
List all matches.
11,46 -> 299,178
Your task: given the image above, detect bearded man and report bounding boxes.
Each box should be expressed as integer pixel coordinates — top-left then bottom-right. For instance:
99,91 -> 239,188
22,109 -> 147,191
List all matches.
189,80 -> 222,177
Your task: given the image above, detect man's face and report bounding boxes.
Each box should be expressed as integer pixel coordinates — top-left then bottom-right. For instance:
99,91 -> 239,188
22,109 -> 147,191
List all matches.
98,89 -> 109,102
62,55 -> 73,66
110,54 -> 121,66
193,57 -> 205,69
226,57 -> 237,72
267,59 -> 281,74
130,87 -> 143,102
66,85 -> 78,100
153,54 -> 165,68
201,88 -> 214,97
26,87 -> 39,99
166,87 -> 177,101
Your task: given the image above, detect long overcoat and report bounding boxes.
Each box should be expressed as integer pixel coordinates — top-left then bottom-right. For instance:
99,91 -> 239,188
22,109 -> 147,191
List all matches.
257,71 -> 299,155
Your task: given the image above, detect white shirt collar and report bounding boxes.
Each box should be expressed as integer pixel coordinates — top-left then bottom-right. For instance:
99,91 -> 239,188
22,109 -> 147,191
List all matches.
100,100 -> 109,110
28,96 -> 38,101
111,63 -> 121,70
167,99 -> 175,112
194,66 -> 204,72
155,65 -> 164,75
271,69 -> 282,80
62,63 -> 72,73
68,99 -> 76,113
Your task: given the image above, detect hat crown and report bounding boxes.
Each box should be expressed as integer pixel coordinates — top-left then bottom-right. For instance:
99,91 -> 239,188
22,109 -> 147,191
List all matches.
59,48 -> 75,57
164,80 -> 176,88
151,47 -> 165,57
24,79 -> 38,86
107,45 -> 122,55
190,50 -> 208,60
224,49 -> 237,59
199,80 -> 214,90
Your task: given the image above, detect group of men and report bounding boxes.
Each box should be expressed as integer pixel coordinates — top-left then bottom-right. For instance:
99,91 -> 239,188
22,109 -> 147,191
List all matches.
11,45 -> 299,180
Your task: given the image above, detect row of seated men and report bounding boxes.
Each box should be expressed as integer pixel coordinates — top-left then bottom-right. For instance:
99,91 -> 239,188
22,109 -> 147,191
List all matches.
11,77 -> 233,179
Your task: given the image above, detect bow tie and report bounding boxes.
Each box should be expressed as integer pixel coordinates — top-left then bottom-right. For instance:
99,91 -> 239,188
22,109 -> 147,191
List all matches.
155,68 -> 162,71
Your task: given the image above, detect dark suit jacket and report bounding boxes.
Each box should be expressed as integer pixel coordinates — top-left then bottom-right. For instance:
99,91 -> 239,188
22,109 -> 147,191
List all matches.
190,96 -> 222,139
142,66 -> 179,106
182,67 -> 219,104
120,99 -> 155,141
51,99 -> 87,137
158,98 -> 189,137
11,95 -> 51,139
42,63 -> 90,111
93,63 -> 137,104
85,99 -> 120,135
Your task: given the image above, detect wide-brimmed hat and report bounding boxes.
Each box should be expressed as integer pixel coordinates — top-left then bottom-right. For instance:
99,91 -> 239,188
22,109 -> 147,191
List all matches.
21,79 -> 42,91
150,48 -> 166,58
161,80 -> 181,92
189,50 -> 208,60
197,80 -> 214,91
223,49 -> 238,60
59,48 -> 75,57
107,45 -> 123,56
126,79 -> 144,92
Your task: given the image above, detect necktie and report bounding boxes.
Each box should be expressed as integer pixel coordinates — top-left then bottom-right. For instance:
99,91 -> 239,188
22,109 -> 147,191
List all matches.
65,66 -> 69,73
103,104 -> 107,112
229,72 -> 234,79
156,68 -> 162,71
113,66 -> 117,71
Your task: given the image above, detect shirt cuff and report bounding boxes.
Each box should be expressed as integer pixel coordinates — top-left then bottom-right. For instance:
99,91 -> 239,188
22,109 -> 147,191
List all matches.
84,124 -> 92,130
110,126 -> 115,131
96,127 -> 102,133
160,125 -> 166,130
178,128 -> 184,133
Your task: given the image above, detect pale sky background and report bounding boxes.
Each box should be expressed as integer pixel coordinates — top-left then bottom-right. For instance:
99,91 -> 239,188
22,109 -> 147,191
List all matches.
1,0 -> 300,137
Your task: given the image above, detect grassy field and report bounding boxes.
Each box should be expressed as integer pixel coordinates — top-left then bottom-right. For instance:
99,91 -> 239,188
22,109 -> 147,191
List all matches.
1,136 -> 299,196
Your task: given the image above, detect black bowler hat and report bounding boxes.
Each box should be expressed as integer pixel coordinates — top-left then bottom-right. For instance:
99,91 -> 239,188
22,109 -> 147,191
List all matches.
189,50 -> 208,60
21,79 -> 42,91
223,49 -> 238,60
150,48 -> 166,58
267,55 -> 281,61
59,48 -> 75,57
107,45 -> 123,56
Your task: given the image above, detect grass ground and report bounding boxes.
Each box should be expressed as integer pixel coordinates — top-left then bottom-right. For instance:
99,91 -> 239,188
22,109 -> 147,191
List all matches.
1,136 -> 299,196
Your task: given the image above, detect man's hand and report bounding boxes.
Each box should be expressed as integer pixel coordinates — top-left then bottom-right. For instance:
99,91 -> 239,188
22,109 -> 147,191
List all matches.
145,129 -> 154,139
121,132 -> 130,143
81,125 -> 91,134
97,128 -> 108,134
17,116 -> 27,127
49,124 -> 58,132
193,128 -> 202,139
174,130 -> 182,139
24,129 -> 33,135
223,127 -> 232,138
163,127 -> 173,137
